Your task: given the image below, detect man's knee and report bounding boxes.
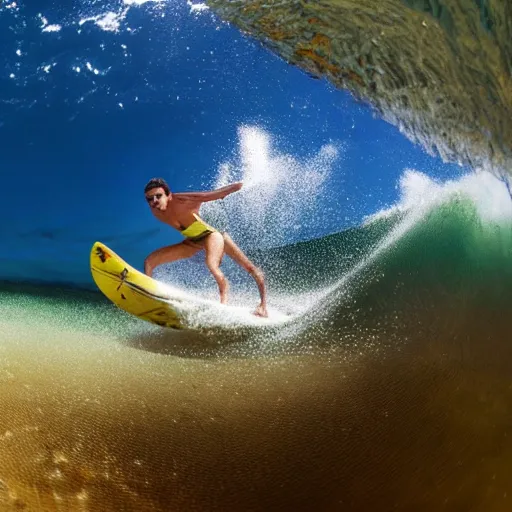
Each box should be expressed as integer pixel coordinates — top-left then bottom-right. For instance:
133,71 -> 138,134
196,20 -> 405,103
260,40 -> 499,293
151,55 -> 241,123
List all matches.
207,261 -> 223,276
144,253 -> 155,272
248,265 -> 264,280
208,266 -> 226,285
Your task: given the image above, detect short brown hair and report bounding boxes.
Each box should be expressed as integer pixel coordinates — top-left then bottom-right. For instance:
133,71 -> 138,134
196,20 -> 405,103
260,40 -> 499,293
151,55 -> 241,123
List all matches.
144,178 -> 170,195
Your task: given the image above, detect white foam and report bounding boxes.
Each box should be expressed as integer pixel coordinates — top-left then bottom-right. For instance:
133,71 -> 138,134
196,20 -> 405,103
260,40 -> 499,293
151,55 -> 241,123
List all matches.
366,168 -> 512,225
79,10 -> 128,33
153,281 -> 292,330
42,24 -> 62,32
77,0 -> 167,33
38,13 -> 62,32
187,1 -> 209,13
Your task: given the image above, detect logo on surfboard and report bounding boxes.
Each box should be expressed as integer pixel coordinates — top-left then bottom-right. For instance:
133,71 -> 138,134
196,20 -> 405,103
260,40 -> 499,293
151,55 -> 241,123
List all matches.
95,246 -> 111,263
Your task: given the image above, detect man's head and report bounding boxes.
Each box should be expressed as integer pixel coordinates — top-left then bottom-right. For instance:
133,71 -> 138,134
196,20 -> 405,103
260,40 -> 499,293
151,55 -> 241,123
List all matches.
144,178 -> 171,211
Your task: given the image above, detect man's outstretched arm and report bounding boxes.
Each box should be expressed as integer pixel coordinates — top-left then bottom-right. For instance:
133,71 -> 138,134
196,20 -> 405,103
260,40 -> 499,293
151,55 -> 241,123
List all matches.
174,182 -> 243,203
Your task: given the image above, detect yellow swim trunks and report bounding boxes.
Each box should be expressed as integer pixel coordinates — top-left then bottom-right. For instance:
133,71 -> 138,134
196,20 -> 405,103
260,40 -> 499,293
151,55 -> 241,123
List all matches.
180,214 -> 217,242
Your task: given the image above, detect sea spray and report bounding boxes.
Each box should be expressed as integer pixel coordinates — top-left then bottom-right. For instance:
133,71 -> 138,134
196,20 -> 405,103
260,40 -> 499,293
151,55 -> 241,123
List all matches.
202,125 -> 340,249
157,135 -> 512,338
258,166 -> 512,345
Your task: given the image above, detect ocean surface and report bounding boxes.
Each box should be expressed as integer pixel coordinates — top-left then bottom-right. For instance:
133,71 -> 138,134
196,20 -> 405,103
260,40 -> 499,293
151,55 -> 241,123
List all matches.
1,1 -> 512,511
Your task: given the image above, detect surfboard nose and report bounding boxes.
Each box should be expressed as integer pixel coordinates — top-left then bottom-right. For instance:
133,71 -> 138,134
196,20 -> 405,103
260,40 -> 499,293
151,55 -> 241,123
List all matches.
91,242 -> 112,265
89,242 -> 183,329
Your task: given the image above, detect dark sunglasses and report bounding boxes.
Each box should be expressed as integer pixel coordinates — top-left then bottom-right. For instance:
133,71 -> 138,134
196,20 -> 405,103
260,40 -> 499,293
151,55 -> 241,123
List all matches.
146,193 -> 163,203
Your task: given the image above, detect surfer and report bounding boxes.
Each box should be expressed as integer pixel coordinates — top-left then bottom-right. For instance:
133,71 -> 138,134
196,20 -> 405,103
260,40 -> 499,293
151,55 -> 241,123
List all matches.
143,177 -> 268,318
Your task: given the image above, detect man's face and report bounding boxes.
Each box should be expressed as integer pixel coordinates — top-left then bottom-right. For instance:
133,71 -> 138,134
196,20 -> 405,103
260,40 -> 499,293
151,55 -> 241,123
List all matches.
145,187 -> 170,212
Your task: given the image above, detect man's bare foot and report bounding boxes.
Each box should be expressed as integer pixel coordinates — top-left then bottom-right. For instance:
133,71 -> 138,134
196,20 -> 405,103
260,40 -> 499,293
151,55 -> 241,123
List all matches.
254,303 -> 268,318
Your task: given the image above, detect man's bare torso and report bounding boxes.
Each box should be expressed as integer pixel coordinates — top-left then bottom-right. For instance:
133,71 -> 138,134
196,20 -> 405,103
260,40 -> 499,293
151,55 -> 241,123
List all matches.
151,195 -> 201,232
148,183 -> 241,232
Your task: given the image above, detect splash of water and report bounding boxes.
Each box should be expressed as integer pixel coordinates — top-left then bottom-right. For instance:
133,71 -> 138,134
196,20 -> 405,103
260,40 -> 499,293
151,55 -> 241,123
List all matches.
202,125 -> 340,249
297,167 -> 512,330
161,131 -> 512,334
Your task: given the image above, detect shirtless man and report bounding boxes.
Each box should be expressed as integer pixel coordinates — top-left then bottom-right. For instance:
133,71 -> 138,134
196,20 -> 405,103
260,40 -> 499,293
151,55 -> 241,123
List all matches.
143,177 -> 268,317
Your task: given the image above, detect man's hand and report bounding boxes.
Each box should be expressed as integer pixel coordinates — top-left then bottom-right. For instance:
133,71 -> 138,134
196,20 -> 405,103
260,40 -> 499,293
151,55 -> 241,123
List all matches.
223,182 -> 242,198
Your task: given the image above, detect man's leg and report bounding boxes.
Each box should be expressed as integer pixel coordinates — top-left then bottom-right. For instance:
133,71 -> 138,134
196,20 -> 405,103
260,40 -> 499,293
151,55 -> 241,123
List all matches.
222,233 -> 268,317
203,232 -> 229,304
144,241 -> 200,277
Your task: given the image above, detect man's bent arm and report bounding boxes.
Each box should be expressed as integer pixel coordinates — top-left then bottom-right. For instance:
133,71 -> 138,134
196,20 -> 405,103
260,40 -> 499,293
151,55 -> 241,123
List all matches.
174,182 -> 242,203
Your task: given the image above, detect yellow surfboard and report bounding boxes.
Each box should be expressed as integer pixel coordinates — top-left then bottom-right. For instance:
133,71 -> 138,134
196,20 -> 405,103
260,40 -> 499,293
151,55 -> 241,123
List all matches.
90,241 -> 184,329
